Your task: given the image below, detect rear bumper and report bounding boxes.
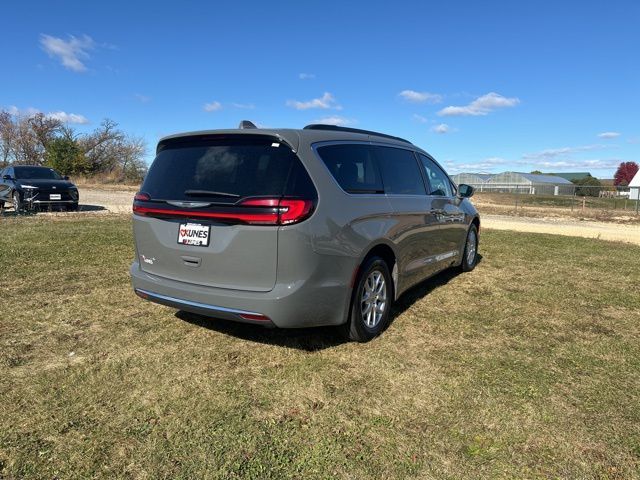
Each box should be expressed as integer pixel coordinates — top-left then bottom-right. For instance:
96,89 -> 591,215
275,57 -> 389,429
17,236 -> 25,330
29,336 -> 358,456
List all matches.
130,259 -> 354,328
134,287 -> 276,326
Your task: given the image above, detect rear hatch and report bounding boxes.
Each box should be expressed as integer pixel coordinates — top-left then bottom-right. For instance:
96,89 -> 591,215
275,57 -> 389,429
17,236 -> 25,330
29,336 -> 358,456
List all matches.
133,133 -> 316,292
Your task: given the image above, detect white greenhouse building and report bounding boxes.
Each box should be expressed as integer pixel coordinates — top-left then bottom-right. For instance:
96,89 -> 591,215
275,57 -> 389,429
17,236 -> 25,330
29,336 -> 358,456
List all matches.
455,172 -> 575,195
451,173 -> 493,188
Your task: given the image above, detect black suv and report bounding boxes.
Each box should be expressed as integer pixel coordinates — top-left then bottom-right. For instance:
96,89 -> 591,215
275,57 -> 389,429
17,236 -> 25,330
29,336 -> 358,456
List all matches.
0,166 -> 79,212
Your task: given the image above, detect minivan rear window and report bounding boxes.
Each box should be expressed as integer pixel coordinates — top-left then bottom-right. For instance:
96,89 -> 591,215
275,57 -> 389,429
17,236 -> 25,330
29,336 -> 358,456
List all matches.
142,136 -> 315,202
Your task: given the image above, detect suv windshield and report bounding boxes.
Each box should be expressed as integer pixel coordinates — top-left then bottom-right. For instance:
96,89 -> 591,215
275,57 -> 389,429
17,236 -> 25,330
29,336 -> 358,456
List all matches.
142,136 -> 315,202
14,167 -> 63,180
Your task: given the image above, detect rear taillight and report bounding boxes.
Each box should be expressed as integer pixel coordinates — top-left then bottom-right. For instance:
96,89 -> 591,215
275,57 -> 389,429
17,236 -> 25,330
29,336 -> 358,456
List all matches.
239,198 -> 314,225
132,197 -> 314,225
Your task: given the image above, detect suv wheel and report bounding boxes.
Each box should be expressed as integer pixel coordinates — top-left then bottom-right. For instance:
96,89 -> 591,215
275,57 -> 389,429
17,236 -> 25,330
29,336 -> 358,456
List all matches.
12,191 -> 21,212
461,224 -> 478,272
346,256 -> 393,342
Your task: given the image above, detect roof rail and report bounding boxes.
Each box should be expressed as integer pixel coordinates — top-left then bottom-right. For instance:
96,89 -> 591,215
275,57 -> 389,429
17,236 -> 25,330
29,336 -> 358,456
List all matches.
303,124 -> 412,145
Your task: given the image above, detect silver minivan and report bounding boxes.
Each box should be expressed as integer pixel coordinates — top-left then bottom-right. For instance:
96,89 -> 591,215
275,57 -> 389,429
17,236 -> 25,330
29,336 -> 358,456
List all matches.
131,123 -> 480,341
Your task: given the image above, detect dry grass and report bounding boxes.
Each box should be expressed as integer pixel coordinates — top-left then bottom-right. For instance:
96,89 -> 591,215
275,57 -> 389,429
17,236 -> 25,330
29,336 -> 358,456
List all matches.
473,192 -> 640,224
1,216 -> 639,479
71,172 -> 141,190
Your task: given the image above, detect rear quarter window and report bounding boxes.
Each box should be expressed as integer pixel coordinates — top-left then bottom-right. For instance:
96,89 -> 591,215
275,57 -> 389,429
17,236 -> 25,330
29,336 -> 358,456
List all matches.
316,144 -> 383,194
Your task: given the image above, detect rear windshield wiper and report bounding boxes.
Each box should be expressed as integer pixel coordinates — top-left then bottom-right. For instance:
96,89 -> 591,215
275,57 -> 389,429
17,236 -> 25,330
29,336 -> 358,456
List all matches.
184,189 -> 240,198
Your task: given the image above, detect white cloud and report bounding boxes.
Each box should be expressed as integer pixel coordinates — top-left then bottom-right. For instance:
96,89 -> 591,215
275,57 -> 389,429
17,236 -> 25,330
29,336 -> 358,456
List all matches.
399,90 -> 442,104
431,123 -> 451,134
46,111 -> 89,124
40,34 -> 95,72
8,106 -> 41,116
412,114 -> 428,123
134,93 -> 151,103
5,106 -> 88,124
232,102 -> 255,109
299,73 -> 315,80
522,144 -> 609,160
286,92 -> 341,110
312,115 -> 355,126
447,157 -> 508,173
438,92 -> 520,116
597,131 -> 621,139
203,101 -> 222,112
520,158 -> 626,170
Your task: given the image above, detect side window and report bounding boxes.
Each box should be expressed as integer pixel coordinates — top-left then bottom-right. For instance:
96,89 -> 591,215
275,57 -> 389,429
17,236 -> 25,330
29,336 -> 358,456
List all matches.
373,146 -> 426,195
316,144 -> 383,193
419,154 -> 452,197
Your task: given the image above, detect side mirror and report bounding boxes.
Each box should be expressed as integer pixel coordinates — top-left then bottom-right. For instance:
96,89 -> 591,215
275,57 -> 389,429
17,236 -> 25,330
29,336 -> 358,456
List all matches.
458,184 -> 475,198
64,176 -> 70,180
2,174 -> 11,180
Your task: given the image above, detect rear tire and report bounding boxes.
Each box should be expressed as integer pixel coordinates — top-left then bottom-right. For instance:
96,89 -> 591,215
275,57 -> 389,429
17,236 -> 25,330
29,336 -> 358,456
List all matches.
67,203 -> 79,212
461,224 -> 478,272
345,256 -> 393,342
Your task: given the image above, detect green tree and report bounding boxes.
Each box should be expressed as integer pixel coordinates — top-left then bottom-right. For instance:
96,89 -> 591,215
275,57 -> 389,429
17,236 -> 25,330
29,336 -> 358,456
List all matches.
45,137 -> 88,175
571,175 -> 602,197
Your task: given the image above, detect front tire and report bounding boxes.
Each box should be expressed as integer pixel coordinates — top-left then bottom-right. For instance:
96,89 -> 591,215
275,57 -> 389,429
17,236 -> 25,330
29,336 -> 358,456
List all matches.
461,224 -> 479,272
12,191 -> 22,212
346,256 -> 393,342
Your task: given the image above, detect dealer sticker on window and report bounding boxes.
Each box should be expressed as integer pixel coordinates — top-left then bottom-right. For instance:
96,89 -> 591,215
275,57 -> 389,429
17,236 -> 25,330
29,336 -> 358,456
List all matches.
177,223 -> 210,246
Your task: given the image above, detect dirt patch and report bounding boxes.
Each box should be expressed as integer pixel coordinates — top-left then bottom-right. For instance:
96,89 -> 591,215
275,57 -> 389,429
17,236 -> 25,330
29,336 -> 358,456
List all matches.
79,187 -> 134,213
482,214 -> 640,245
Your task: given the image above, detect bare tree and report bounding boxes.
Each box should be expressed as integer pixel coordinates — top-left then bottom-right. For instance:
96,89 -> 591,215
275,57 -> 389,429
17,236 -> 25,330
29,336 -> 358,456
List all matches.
29,113 -> 62,151
0,111 -> 17,166
14,115 -> 40,165
79,119 -> 124,173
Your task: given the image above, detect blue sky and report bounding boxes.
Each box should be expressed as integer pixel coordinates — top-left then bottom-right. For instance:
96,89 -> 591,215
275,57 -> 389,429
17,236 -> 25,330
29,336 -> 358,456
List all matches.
2,0 -> 638,178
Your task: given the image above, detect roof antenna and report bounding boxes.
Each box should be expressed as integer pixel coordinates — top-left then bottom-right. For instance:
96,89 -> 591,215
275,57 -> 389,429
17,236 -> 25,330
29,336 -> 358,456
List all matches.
238,120 -> 257,129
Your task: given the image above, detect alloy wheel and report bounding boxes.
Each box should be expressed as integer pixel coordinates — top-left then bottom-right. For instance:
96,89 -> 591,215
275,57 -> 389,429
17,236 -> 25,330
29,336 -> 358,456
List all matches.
360,270 -> 387,328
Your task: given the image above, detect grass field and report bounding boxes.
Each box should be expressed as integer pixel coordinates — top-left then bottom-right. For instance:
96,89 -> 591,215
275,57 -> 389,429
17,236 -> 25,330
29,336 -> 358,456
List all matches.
1,216 -> 639,479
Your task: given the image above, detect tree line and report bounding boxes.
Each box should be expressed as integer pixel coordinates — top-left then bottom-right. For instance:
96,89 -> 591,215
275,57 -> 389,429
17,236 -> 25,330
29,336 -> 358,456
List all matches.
0,110 -> 147,182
